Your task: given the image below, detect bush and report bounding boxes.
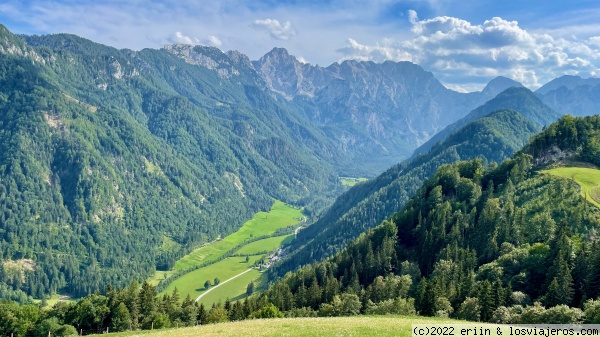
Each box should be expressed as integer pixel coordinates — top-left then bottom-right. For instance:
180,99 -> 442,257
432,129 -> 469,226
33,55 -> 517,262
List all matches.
249,303 -> 284,319
206,307 -> 229,324
543,305 -> 583,324
584,299 -> 600,323
318,294 -> 362,317
457,297 -> 480,322
364,298 -> 416,315
434,297 -> 454,318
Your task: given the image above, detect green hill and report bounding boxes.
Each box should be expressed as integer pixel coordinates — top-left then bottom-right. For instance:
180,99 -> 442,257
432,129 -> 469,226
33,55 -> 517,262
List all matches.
261,115 -> 600,324
275,106 -> 543,277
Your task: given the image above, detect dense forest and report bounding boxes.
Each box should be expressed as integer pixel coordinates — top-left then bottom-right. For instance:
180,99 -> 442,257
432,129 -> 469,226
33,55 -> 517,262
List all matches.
274,90 -> 558,277
262,115 -> 600,323
3,115 -> 600,336
0,25 -> 345,300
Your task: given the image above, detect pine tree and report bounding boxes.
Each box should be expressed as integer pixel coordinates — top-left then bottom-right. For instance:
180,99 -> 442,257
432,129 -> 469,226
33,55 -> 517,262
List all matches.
197,303 -> 208,325
111,303 -> 132,332
478,280 -> 494,322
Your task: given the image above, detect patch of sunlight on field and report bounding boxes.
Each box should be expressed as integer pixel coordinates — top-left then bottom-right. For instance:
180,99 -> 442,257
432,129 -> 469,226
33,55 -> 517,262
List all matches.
543,167 -> 600,208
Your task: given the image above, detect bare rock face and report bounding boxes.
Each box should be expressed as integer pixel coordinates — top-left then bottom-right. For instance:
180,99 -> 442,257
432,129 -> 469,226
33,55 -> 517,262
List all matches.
0,25 -> 45,64
164,44 -> 240,78
165,42 -> 525,174
252,48 -> 523,173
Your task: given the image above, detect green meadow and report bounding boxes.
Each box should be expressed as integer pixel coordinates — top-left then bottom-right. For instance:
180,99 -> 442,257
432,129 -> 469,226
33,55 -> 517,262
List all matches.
197,269 -> 265,306
161,255 -> 263,300
174,200 -> 303,271
340,176 -> 369,187
235,235 -> 294,255
154,200 -> 304,304
543,167 -> 600,208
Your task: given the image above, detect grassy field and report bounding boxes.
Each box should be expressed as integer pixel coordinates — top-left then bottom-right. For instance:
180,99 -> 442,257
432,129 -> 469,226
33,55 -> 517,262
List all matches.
235,235 -> 294,255
340,177 -> 369,187
174,200 -> 303,271
197,269 -> 265,306
543,167 -> 600,208
91,316 -> 461,337
34,293 -> 74,307
161,255 -> 263,299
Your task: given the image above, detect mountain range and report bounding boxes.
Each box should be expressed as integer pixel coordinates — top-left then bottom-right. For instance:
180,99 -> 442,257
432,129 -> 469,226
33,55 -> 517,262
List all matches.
1,21 -> 600,306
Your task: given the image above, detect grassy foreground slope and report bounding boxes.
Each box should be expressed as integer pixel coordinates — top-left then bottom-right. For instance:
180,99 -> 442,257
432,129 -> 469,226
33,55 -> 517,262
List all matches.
543,167 -> 600,208
92,316 -> 456,337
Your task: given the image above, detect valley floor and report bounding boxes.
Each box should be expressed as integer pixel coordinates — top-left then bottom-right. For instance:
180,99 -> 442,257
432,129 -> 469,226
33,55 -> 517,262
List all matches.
152,200 -> 304,305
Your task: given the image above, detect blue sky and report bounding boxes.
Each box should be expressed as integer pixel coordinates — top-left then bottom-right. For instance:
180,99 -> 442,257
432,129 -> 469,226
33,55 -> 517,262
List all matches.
1,0 -> 600,91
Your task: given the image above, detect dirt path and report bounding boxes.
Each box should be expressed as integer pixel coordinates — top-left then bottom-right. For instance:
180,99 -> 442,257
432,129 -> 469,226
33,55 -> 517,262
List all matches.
194,268 -> 254,302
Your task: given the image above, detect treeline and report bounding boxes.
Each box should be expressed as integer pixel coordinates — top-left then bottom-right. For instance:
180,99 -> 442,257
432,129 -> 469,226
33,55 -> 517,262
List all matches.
0,281 -> 298,336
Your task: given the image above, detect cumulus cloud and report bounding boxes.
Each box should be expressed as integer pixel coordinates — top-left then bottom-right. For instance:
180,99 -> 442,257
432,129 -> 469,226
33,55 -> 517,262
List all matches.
205,35 -> 222,47
252,19 -> 296,41
170,32 -> 196,45
337,10 -> 600,89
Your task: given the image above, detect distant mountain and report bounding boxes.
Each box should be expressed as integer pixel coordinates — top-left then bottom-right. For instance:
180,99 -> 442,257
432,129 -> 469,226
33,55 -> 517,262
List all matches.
273,104 -> 541,277
413,87 -> 560,157
254,48 -> 524,175
536,75 -> 600,95
536,75 -> 600,117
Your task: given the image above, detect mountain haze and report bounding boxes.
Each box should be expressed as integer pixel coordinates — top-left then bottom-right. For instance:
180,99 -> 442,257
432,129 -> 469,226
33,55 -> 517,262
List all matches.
536,75 -> 600,118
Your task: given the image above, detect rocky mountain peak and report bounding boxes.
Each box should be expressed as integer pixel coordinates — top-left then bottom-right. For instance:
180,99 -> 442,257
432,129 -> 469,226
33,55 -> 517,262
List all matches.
164,44 -> 240,78
0,24 -> 45,64
253,47 -> 320,99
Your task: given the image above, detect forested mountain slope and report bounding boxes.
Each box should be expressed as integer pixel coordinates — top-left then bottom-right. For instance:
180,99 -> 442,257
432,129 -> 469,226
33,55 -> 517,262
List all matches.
413,87 -> 560,157
273,100 -> 544,277
0,25 -> 345,300
262,115 -> 600,322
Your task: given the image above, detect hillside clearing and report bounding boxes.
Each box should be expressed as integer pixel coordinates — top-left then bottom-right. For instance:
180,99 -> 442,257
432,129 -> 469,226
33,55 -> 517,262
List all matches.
542,167 -> 600,208
195,268 -> 263,306
340,176 -> 369,187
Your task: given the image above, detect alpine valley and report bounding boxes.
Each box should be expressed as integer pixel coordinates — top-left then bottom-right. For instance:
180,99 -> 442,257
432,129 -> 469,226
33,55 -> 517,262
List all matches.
2,20 -> 600,335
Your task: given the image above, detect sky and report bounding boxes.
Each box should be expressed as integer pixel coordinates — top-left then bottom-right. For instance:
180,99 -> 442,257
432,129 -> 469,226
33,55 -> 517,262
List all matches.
1,0 -> 600,92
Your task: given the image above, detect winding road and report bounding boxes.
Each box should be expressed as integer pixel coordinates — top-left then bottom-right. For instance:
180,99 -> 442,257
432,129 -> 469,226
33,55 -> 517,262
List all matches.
194,268 -> 254,302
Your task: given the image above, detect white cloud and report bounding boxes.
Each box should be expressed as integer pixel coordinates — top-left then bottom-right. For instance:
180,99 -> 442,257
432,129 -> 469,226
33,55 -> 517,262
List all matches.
337,10 -> 600,89
169,32 -> 195,45
205,35 -> 222,47
297,56 -> 309,64
251,19 -> 296,41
